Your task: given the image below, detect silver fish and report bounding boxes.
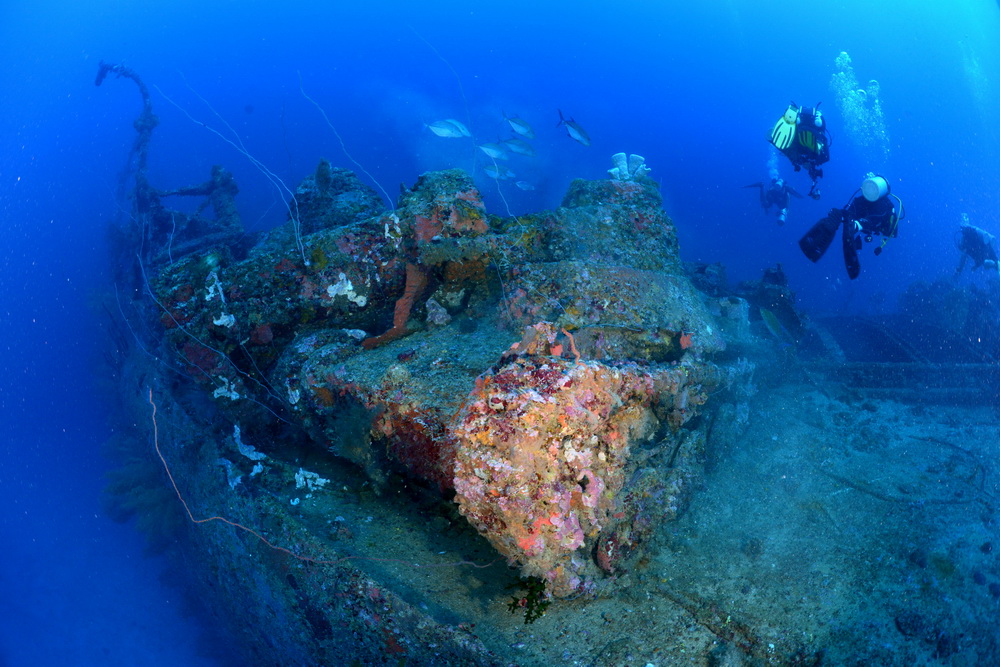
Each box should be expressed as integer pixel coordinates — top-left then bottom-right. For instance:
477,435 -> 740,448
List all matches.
515,181 -> 535,191
478,143 -> 509,160
557,109 -> 591,147
503,112 -> 535,139
426,119 -> 471,138
484,165 -> 516,180
502,138 -> 536,157
443,118 -> 471,137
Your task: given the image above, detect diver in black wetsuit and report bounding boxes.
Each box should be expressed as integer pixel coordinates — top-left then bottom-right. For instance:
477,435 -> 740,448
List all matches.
743,178 -> 803,225
798,174 -> 904,280
768,103 -> 830,199
956,222 -> 999,274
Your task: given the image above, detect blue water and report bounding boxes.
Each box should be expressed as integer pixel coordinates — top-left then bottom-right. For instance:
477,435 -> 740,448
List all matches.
2,1 -> 999,664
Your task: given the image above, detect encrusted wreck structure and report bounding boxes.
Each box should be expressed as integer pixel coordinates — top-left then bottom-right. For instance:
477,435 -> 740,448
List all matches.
147,164 -> 745,595
100,64 -> 761,665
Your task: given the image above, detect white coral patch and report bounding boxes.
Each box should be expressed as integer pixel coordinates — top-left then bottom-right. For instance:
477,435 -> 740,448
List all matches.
213,312 -> 236,328
295,468 -> 330,492
205,270 -> 226,303
327,272 -> 368,307
234,424 -> 266,461
212,378 -> 241,401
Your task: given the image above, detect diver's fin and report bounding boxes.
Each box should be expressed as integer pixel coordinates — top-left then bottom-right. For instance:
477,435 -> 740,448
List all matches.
769,122 -> 792,150
842,217 -> 861,279
769,106 -> 798,151
742,183 -> 767,209
798,213 -> 841,262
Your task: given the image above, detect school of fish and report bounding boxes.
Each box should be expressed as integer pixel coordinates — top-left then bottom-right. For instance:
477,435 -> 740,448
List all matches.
425,107 -> 592,189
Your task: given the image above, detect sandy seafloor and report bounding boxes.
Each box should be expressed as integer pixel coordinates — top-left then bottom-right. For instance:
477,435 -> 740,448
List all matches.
498,387 -> 998,666
648,382 -> 999,666
272,366 -> 999,666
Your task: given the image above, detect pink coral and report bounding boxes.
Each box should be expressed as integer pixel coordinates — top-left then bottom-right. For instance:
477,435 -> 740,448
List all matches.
448,322 -> 725,596
452,337 -> 658,596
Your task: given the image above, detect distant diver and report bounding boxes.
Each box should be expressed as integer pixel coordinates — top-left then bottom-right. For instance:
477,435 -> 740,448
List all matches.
743,178 -> 803,225
955,221 -> 999,274
798,174 -> 904,280
768,102 -> 830,199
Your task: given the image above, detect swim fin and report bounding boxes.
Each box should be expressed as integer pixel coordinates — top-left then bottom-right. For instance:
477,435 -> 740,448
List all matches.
798,211 -> 842,262
842,216 -> 861,279
769,105 -> 798,151
742,182 -> 766,209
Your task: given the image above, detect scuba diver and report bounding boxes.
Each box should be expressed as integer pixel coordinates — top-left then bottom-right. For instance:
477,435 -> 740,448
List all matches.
743,177 -> 803,225
798,174 -> 904,280
955,222 -> 999,274
768,102 -> 830,199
